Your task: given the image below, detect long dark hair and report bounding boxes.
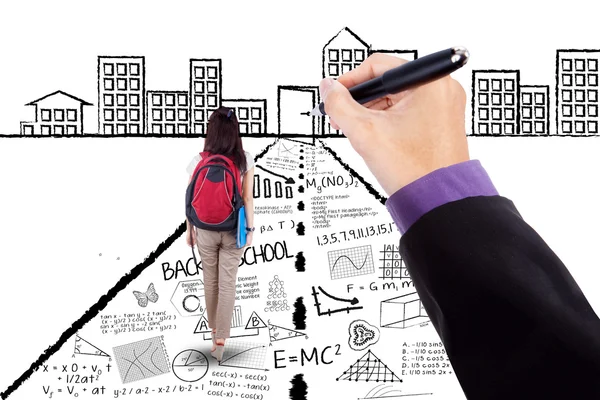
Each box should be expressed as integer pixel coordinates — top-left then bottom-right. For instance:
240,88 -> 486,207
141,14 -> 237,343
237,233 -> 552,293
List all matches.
203,106 -> 247,173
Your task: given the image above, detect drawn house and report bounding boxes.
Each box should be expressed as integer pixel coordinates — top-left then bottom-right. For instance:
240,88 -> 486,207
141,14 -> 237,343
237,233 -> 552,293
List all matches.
146,91 -> 190,135
520,86 -> 550,135
222,99 -> 267,135
556,50 -> 600,136
471,70 -> 520,135
20,90 -> 92,135
190,59 -> 222,135
98,56 -> 145,135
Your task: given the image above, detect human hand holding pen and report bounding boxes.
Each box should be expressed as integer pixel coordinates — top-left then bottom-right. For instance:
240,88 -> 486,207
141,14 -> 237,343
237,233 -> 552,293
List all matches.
319,53 -> 470,196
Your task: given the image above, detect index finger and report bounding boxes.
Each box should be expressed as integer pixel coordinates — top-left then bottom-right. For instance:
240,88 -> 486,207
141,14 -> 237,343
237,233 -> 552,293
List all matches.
336,53 -> 410,89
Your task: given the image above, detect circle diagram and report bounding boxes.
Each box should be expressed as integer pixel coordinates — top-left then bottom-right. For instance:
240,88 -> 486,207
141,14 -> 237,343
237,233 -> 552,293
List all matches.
172,349 -> 209,382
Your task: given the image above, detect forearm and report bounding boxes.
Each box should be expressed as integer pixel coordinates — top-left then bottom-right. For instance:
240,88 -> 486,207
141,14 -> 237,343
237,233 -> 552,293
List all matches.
243,197 -> 254,228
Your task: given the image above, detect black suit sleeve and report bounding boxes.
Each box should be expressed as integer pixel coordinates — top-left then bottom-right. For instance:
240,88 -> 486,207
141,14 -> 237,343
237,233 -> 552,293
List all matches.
400,195 -> 600,399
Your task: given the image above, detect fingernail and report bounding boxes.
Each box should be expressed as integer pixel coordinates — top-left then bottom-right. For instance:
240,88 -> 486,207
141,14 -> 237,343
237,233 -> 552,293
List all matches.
319,78 -> 334,101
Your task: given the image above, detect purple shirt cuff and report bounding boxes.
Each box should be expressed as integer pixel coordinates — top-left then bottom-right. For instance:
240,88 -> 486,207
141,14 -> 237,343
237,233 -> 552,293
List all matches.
386,160 -> 498,234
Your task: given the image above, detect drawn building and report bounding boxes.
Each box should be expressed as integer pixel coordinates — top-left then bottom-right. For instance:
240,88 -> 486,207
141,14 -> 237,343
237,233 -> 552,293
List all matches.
190,59 -> 222,135
520,85 -> 550,135
20,90 -> 92,135
222,99 -> 267,135
98,56 -> 145,135
556,50 -> 600,136
146,91 -> 189,135
471,70 -> 520,135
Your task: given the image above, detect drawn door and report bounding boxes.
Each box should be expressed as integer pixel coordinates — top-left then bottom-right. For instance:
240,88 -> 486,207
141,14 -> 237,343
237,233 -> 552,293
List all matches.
278,86 -> 319,144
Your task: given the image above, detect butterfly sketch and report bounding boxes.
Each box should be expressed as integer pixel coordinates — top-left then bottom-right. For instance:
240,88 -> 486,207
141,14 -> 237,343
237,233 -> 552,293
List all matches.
133,283 -> 159,307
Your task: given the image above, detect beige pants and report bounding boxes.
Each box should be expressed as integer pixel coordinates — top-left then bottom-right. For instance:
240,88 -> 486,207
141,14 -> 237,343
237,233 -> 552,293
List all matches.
195,228 -> 244,340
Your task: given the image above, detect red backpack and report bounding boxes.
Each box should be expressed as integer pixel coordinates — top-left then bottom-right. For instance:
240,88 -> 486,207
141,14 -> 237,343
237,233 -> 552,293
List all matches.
186,152 -> 243,232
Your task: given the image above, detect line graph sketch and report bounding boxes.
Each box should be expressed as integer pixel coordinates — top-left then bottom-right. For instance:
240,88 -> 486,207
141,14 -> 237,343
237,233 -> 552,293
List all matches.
358,385 -> 432,399
337,350 -> 401,383
328,245 -> 375,280
311,286 -> 363,317
218,340 -> 268,370
277,139 -> 298,157
112,336 -> 170,384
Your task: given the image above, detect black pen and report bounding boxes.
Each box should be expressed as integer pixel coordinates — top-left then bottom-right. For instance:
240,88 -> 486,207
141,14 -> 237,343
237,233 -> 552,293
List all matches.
310,46 -> 470,116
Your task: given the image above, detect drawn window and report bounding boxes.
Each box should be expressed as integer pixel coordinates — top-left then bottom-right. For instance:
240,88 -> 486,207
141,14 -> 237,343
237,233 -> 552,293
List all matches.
129,124 -> 140,134
104,63 -> 114,76
504,123 -> 514,135
562,74 -> 572,86
588,121 -> 598,133
207,66 -> 217,79
153,109 -> 162,121
54,125 -> 64,135
479,93 -> 489,105
207,81 -> 217,93
342,50 -> 352,62
165,124 -> 175,134
238,107 -> 248,119
575,59 -> 586,71
117,78 -> 127,90
504,93 -> 515,105
66,125 -> 77,134
329,49 -> 339,61
251,107 -> 261,120
104,109 -> 114,121
178,109 -> 188,121
117,63 -> 127,75
588,104 -> 598,117
177,124 -> 188,134
562,121 -> 572,133
478,79 -> 489,91
117,109 -> 127,121
129,94 -> 140,106
239,122 -> 248,134
194,95 -> 204,107
116,124 -> 127,134
534,106 -> 545,119
192,66 -> 204,80
164,94 -> 175,106
491,123 -> 501,135
104,78 -> 114,91
165,109 -> 175,121
178,94 -> 188,106
491,94 -> 501,105
562,105 -> 573,117
129,63 -> 140,76
41,125 -> 51,135
67,109 -> 77,121
587,59 -> 598,72
588,75 -> 598,86
150,124 -> 160,134
522,93 -> 532,105
152,94 -> 162,106
535,122 -> 545,134
251,122 -> 261,134
195,123 -> 204,134
41,109 -> 51,122
130,109 -> 140,121
562,59 -> 572,71
522,121 -> 532,134
478,123 -> 489,134
504,79 -> 515,91
103,124 -> 114,134
103,94 -> 114,106
194,81 -> 204,93
562,90 -> 572,102
354,49 -> 365,61
207,95 -> 217,107
522,107 -> 532,119
23,125 -> 33,135
575,74 -> 585,86
130,78 -> 140,90
575,105 -> 585,117
117,94 -> 127,106
504,108 -> 515,120
587,89 -> 598,102
575,121 -> 585,133
491,108 -> 502,120
341,63 -> 352,74
491,79 -> 502,91
328,64 -> 339,76
194,110 -> 204,122
575,90 -> 585,102
534,93 -> 545,105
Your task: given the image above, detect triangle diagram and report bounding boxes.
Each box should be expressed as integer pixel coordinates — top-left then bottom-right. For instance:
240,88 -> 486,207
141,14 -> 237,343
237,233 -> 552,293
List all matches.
268,323 -> 307,342
73,334 -> 109,357
194,315 -> 211,334
245,311 -> 267,329
336,350 -> 401,383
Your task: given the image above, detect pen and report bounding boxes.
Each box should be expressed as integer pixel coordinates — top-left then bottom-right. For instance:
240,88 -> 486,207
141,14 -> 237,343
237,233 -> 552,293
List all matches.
310,46 -> 470,116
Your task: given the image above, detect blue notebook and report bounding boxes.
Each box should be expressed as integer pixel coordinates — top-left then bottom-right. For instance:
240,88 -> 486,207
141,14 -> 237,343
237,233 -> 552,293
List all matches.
236,206 -> 247,248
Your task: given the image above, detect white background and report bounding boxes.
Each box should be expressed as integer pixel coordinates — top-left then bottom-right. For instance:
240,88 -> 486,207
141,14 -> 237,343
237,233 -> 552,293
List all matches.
2,1 -> 600,399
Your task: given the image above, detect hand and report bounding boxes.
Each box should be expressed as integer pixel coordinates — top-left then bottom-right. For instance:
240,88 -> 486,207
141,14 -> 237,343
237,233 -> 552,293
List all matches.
245,231 -> 253,247
186,230 -> 195,247
320,53 -> 470,196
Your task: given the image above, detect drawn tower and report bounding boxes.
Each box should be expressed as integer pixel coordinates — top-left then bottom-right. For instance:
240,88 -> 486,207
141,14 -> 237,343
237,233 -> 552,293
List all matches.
189,59 -> 222,135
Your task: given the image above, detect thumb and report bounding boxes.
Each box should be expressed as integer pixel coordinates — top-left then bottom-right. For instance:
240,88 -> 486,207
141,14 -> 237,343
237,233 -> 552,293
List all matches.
319,78 -> 370,134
